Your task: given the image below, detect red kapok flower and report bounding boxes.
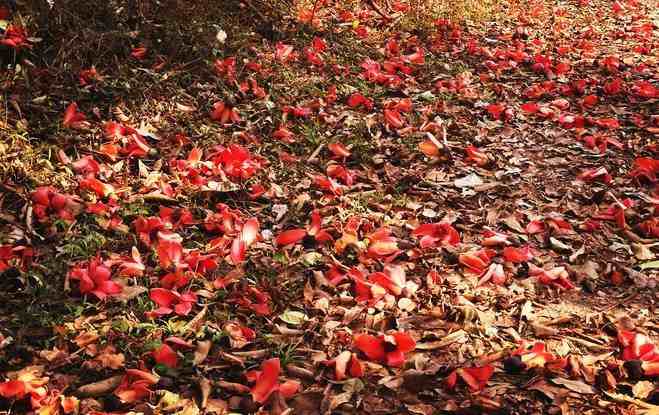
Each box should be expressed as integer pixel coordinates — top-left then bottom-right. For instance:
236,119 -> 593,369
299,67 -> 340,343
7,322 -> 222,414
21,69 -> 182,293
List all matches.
329,351 -> 364,380
248,358 -> 300,404
152,344 -> 178,368
0,25 -> 31,50
618,330 -> 659,362
459,249 -> 496,274
465,145 -> 489,166
412,223 -> 460,248
114,369 -> 159,403
445,365 -> 494,392
354,331 -> 416,367
210,101 -> 241,124
629,157 -> 659,183
62,103 -> 90,129
68,258 -> 122,300
147,288 -> 197,318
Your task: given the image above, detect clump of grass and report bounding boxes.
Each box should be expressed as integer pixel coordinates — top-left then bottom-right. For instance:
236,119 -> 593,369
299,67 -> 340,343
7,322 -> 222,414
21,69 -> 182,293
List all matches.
406,0 -> 504,25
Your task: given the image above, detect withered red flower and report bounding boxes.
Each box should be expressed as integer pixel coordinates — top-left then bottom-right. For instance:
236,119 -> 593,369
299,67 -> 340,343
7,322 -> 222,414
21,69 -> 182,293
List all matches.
629,157 -> 659,183
328,351 -> 364,380
528,264 -> 574,290
618,330 -> 659,362
0,25 -> 31,50
62,103 -> 90,129
445,365 -> 494,392
114,369 -> 158,403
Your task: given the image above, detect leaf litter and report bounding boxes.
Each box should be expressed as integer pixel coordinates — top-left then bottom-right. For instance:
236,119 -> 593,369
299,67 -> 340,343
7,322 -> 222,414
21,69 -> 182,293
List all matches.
0,0 -> 658,414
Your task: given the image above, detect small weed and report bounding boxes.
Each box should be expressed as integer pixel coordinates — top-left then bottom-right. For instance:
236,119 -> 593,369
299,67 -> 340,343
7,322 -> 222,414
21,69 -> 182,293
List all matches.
58,230 -> 107,260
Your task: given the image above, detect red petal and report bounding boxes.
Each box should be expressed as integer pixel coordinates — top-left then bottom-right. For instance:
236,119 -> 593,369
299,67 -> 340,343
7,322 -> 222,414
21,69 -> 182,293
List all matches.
241,218 -> 260,246
63,103 -> 84,127
0,380 -> 26,398
349,355 -> 364,377
149,288 -> 178,308
526,220 -> 545,234
392,331 -> 416,353
386,349 -> 406,367
251,358 -> 281,404
152,344 -> 178,368
354,334 -> 386,361
333,351 -> 351,380
445,371 -> 458,389
328,142 -> 351,158
275,229 -> 307,246
230,238 -> 246,264
520,102 -> 539,113
461,365 -> 494,391
279,380 -> 300,398
502,246 -> 533,263
384,109 -> 404,128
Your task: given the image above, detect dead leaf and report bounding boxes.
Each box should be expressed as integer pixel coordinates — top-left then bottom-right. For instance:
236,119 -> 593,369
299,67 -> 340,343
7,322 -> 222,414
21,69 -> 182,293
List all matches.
551,377 -> 595,394
76,375 -> 123,397
193,340 -> 211,365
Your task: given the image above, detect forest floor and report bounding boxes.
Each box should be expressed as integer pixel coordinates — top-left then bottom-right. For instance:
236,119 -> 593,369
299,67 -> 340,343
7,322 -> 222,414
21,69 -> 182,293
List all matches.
0,0 -> 658,414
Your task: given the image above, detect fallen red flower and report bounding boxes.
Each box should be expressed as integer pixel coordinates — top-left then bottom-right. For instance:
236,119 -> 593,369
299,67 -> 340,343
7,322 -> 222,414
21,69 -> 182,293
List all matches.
510,341 -> 565,370
69,258 -> 122,300
273,125 -> 296,143
347,93 -> 373,110
528,264 -> 574,290
230,218 -> 260,264
31,186 -> 82,223
0,25 -> 31,50
465,145 -> 489,166
79,177 -> 115,198
0,366 -> 48,408
412,223 -> 460,248
156,231 -> 184,269
329,351 -> 364,380
368,264 -> 408,296
478,263 -> 506,286
210,101 -> 241,124
62,102 -> 90,129
459,249 -> 496,274
384,109 -> 405,129
231,286 -> 272,316
131,46 -> 148,60
249,358 -> 300,404
328,142 -> 351,159
354,331 -> 416,367
147,288 -> 197,318
152,344 -> 178,368
214,56 -> 236,80
446,365 -> 494,392
114,369 -> 158,403
481,229 -> 509,246
629,157 -> 659,183
618,330 -> 659,362
502,246 -> 533,263
366,227 -> 400,260
578,167 -> 612,184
